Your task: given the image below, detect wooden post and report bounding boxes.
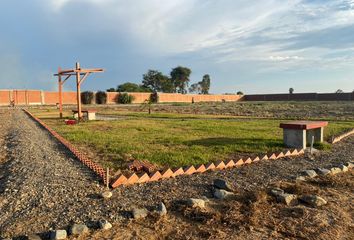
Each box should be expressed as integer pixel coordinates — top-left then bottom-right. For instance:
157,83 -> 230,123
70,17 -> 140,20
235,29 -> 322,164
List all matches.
76,62 -> 82,121
58,74 -> 63,118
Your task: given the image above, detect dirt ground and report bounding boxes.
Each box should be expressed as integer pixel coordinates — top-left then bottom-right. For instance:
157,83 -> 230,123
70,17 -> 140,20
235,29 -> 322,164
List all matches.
96,101 -> 354,120
0,109 -> 353,240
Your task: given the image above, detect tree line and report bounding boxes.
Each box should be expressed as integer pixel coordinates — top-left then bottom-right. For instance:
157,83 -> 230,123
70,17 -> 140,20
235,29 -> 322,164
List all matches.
107,66 -> 211,94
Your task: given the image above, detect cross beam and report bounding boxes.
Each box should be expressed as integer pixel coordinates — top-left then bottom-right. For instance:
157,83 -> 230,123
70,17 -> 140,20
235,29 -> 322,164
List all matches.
54,62 -> 104,121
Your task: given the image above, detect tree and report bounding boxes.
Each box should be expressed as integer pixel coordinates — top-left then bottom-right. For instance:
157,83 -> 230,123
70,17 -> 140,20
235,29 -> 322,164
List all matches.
189,83 -> 202,94
116,82 -> 149,92
335,89 -> 344,93
142,70 -> 173,93
106,88 -> 116,92
289,88 -> 294,94
200,74 -> 211,94
237,91 -> 244,95
170,66 -> 191,94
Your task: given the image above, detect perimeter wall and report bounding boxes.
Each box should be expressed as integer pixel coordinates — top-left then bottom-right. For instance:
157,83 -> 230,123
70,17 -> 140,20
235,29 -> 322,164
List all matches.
0,90 -> 353,106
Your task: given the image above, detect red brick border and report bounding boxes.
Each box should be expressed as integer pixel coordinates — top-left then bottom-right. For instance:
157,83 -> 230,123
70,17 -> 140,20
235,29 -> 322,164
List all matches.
23,109 -> 107,185
330,128 -> 354,144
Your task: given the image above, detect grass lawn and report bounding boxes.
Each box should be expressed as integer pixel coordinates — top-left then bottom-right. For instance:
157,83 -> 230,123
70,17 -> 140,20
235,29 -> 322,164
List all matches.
31,108 -> 354,170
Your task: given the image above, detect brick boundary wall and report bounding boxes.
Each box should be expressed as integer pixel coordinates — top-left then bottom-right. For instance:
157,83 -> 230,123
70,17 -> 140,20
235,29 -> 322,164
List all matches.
23,109 -> 354,189
2,90 -> 353,105
23,109 -> 107,185
245,92 -> 354,101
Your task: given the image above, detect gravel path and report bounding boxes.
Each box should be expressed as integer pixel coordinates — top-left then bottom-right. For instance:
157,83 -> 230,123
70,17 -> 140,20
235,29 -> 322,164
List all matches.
0,109 -> 353,239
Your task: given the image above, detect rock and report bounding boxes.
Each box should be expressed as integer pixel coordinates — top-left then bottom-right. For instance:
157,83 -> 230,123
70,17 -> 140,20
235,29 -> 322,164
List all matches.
330,167 -> 342,175
98,219 -> 112,230
301,170 -> 317,178
101,191 -> 112,199
186,198 -> 206,208
305,147 -> 319,155
25,234 -> 41,240
213,179 -> 234,191
345,162 -> 354,169
156,202 -> 167,216
338,164 -> 348,172
132,208 -> 148,219
70,223 -> 89,236
316,168 -> 331,176
213,188 -> 235,200
296,176 -> 306,181
300,195 -> 327,207
276,193 -> 298,206
270,188 -> 284,196
50,230 -> 67,240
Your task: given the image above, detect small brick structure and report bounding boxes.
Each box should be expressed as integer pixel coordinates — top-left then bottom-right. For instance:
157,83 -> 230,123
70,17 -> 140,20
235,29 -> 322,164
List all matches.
280,121 -> 328,149
72,109 -> 97,120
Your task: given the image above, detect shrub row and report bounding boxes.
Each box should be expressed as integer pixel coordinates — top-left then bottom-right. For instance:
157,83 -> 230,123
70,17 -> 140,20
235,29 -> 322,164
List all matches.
80,91 -> 158,104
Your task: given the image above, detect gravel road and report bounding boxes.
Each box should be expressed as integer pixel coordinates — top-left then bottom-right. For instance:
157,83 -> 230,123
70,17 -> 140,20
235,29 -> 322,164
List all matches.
0,109 -> 353,239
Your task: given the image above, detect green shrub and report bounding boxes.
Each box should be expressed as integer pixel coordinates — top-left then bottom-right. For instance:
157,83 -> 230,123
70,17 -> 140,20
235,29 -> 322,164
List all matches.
117,93 -> 135,104
81,91 -> 94,104
313,142 -> 332,151
96,91 -> 107,104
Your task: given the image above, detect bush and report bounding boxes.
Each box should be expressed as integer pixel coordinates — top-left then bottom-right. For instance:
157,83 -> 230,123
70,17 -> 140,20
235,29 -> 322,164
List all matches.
149,92 -> 159,103
117,93 -> 135,104
81,91 -> 94,104
96,91 -> 107,104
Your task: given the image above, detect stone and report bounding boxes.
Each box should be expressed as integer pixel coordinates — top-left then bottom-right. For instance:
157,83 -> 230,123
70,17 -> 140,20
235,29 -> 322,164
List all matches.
316,168 -> 331,176
50,230 -> 67,240
132,208 -> 148,219
70,223 -> 89,236
26,234 -> 41,240
98,219 -> 112,230
276,193 -> 298,206
301,170 -> 318,178
213,179 -> 234,192
186,198 -> 206,208
330,167 -> 342,175
305,147 -> 319,155
156,202 -> 167,216
101,191 -> 112,199
300,195 -> 327,207
270,188 -> 284,196
296,176 -> 306,181
339,164 -> 349,172
213,188 -> 235,200
345,162 -> 354,169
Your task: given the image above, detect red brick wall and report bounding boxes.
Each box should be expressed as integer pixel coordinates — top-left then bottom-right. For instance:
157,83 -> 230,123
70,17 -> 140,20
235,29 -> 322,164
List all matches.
27,90 -> 42,104
44,92 -> 77,105
159,93 -> 243,103
0,91 -> 11,105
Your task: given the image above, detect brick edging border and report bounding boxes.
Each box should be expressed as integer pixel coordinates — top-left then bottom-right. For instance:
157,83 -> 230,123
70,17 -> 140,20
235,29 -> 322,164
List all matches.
330,128 -> 354,144
110,149 -> 306,188
23,109 -> 107,184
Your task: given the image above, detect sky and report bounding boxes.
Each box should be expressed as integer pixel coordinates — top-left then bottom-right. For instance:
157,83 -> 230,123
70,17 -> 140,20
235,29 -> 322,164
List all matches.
0,0 -> 353,94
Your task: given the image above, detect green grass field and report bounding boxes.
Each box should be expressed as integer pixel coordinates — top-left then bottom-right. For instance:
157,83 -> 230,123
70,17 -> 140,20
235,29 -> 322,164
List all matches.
31,107 -> 354,170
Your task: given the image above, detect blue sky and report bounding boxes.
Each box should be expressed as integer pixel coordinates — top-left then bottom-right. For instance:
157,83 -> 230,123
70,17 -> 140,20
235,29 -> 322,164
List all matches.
0,0 -> 353,94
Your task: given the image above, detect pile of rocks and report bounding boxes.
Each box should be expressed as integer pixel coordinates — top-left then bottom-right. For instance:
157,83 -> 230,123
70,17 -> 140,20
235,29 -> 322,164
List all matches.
296,161 -> 353,181
270,161 -> 353,208
21,220 -> 113,240
270,188 -> 327,207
